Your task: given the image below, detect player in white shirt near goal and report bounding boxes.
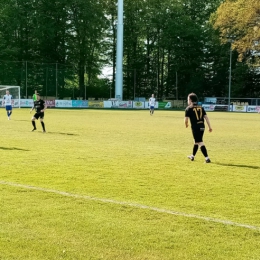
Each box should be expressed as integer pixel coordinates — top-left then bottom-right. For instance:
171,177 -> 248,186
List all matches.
149,94 -> 156,115
2,90 -> 13,120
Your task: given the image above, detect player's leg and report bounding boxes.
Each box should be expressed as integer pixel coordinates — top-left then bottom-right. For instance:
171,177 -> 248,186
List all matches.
31,114 -> 38,131
6,106 -> 10,119
40,113 -> 46,132
199,144 -> 210,163
8,108 -> 12,119
187,144 -> 198,161
198,130 -> 210,163
188,129 -> 199,161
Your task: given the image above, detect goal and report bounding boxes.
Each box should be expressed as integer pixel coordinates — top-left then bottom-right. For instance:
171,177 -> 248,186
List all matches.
0,85 -> 21,108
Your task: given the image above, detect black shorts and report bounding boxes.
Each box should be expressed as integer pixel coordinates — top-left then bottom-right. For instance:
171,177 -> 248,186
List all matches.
192,126 -> 205,143
34,112 -> 44,120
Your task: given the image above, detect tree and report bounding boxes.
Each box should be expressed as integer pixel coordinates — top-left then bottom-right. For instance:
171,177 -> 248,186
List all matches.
211,0 -> 260,61
210,0 -> 260,97
68,0 -> 109,99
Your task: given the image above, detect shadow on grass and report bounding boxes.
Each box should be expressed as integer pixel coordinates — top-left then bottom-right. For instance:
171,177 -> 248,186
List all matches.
213,162 -> 260,169
0,147 -> 30,151
47,131 -> 79,136
13,119 -> 30,122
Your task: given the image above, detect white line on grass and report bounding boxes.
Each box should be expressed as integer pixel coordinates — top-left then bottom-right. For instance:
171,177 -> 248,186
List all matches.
1,180 -> 260,232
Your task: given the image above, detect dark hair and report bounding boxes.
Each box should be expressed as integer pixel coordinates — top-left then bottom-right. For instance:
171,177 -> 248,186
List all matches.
188,93 -> 198,103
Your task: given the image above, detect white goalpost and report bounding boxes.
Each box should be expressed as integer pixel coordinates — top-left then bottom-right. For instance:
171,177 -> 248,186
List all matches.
0,85 -> 21,108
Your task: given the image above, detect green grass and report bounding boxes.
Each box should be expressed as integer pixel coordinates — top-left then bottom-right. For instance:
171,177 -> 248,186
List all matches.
0,108 -> 260,260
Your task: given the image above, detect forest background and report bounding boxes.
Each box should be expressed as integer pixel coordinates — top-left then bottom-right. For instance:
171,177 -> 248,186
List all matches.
0,0 -> 259,101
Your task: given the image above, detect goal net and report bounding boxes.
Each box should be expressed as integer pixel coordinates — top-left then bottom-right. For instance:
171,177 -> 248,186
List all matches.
0,85 -> 21,108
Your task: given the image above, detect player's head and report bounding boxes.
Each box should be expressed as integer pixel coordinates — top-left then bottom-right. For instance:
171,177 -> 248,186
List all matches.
188,93 -> 198,105
36,93 -> 41,100
152,94 -> 154,98
35,90 -> 37,94
6,90 -> 9,95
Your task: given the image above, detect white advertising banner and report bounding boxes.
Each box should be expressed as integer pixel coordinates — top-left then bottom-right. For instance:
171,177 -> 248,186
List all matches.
104,101 -> 113,108
20,99 -> 34,108
118,101 -> 132,108
133,101 -> 145,109
8,99 -> 260,113
247,106 -> 260,113
104,100 -> 132,108
202,104 -> 215,111
233,105 -> 247,112
55,100 -> 72,108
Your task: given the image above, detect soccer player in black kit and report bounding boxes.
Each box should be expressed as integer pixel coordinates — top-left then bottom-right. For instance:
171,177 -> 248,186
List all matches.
30,93 -> 47,132
184,93 -> 212,163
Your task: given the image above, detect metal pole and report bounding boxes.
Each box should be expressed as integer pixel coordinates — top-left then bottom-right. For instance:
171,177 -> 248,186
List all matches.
46,67 -> 48,100
157,67 -> 159,91
228,43 -> 232,111
56,63 -> 58,98
18,85 -> 21,108
115,0 -> 124,100
25,61 -> 27,98
84,65 -> 86,100
134,69 -> 136,100
176,71 -> 178,100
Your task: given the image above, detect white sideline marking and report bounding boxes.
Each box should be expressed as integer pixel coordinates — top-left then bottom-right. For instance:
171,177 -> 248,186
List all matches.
1,180 -> 260,232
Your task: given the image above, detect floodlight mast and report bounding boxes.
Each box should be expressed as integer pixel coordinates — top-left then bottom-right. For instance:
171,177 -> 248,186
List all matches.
115,0 -> 123,101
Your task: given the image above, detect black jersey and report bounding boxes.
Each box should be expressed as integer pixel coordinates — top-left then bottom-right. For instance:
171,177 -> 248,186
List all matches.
34,99 -> 45,113
185,105 -> 206,129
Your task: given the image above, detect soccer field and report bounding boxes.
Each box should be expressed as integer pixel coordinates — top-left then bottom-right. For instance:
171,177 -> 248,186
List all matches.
1,108 -> 260,260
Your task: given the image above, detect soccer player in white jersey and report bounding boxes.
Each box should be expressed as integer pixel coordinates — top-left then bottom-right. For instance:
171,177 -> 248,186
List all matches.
2,90 -> 13,120
149,94 -> 156,115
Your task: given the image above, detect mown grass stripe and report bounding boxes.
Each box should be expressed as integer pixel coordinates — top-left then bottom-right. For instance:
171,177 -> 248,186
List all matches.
1,180 -> 260,232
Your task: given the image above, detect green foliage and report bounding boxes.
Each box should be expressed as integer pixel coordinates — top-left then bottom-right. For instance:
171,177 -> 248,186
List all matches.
1,0 -> 259,99
0,0 -> 109,99
211,0 -> 260,59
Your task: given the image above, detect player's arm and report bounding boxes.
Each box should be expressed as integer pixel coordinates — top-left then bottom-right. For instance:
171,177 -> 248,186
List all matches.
204,115 -> 212,132
30,104 -> 35,113
41,102 -> 47,112
184,108 -> 189,128
184,117 -> 189,128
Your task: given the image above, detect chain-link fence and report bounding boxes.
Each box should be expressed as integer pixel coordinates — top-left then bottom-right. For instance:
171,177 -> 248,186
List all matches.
0,60 -> 76,99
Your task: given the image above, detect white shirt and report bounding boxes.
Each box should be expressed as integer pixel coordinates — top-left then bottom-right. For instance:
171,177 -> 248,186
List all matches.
149,97 -> 156,106
3,94 -> 13,106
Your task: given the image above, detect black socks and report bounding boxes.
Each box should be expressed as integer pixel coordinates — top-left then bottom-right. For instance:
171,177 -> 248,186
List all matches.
41,121 -> 45,131
193,144 -> 199,156
200,145 -> 208,157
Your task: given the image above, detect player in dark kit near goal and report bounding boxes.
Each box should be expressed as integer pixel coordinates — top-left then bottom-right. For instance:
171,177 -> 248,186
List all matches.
184,93 -> 212,163
30,93 -> 47,132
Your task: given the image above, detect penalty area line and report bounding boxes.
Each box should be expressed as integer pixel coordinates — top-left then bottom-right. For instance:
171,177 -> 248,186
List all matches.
1,180 -> 260,232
